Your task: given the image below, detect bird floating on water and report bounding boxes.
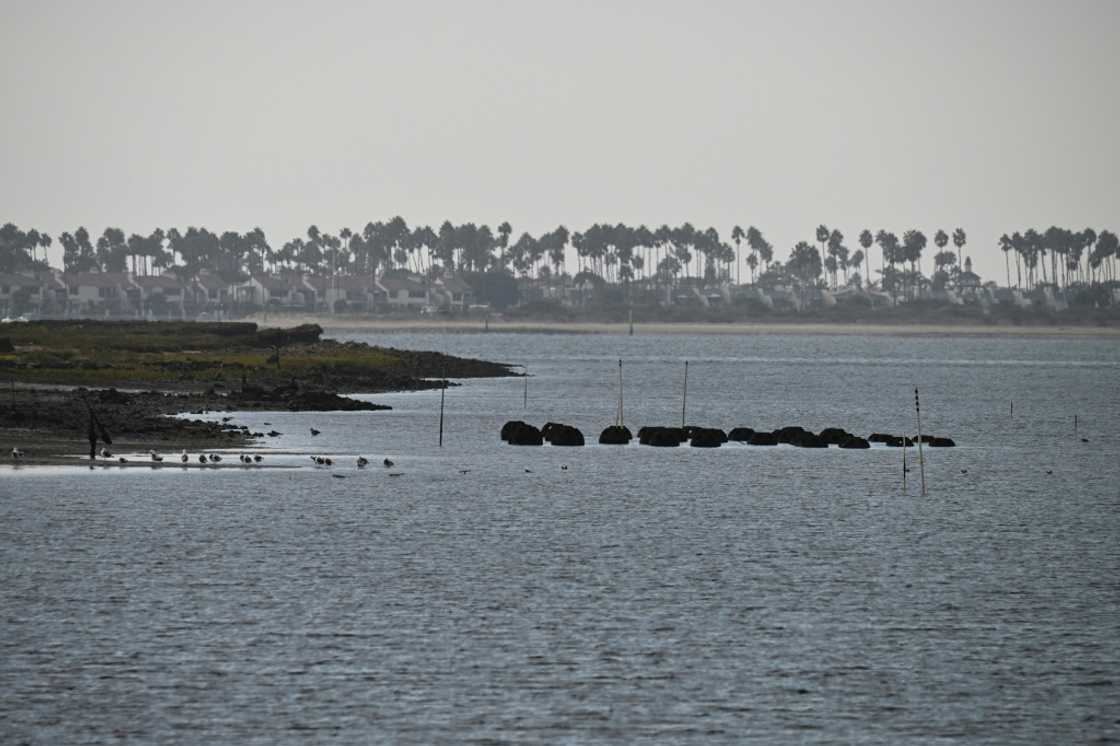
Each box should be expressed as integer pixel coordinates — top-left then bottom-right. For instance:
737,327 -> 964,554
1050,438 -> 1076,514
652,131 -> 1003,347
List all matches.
209,454 -> 222,463
357,456 -> 369,468
310,428 -> 321,436
383,458 -> 394,468
118,457 -> 128,464
253,454 -> 262,463
100,447 -> 112,458
1045,469 -> 1053,475
11,447 -> 25,459
1080,437 -> 1089,443
181,450 -> 189,463
150,450 -> 163,462
198,454 -> 208,464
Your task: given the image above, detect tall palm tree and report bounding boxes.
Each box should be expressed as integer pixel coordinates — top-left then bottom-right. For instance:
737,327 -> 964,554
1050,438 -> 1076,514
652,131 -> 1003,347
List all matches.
815,225 -> 829,275
998,233 -> 1012,288
952,228 -> 967,272
858,230 -> 873,289
731,225 -> 744,285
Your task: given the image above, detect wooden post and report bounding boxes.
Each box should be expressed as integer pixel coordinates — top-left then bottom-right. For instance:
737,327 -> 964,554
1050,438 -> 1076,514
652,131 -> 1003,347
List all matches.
628,308 -> 634,336
438,369 -> 446,447
902,440 -> 908,493
1074,414 -> 1078,437
681,360 -> 689,429
523,366 -> 528,409
1010,399 -> 1013,419
914,388 -> 927,496
617,359 -> 624,427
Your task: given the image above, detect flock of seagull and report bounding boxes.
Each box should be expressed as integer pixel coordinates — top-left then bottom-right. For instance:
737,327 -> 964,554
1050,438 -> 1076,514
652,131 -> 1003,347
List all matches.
8,425 -> 401,472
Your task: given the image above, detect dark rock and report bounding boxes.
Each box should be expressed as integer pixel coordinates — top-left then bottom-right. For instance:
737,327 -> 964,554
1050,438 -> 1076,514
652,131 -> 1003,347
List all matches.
868,433 -> 894,443
774,425 -> 810,444
501,420 -> 531,442
598,425 -> 632,445
792,431 -> 829,448
690,428 -> 725,448
545,423 -> 584,447
928,436 -> 956,447
747,432 -> 779,446
507,422 -> 544,446
727,427 -> 755,442
839,436 -> 871,449
818,427 -> 852,445
639,426 -> 684,447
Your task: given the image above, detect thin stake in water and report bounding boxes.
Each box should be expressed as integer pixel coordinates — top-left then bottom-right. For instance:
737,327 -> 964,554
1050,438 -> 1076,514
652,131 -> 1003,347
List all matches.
914,387 -> 927,496
438,369 -> 446,447
681,360 -> 689,429
617,359 -> 624,427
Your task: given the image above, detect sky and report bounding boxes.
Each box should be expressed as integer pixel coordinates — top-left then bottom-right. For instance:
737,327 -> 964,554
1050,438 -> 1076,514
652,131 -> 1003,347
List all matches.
2,0 -> 1117,281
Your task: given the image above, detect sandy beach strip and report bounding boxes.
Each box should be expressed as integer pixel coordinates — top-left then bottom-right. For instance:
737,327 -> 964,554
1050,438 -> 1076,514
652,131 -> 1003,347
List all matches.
249,314 -> 1120,338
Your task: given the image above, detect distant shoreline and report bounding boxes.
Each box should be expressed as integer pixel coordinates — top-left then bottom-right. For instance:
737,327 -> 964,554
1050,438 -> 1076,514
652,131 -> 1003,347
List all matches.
249,314 -> 1120,338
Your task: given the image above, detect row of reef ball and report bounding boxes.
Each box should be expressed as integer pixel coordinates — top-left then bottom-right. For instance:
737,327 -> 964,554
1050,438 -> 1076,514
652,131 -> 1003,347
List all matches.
500,421 -> 956,449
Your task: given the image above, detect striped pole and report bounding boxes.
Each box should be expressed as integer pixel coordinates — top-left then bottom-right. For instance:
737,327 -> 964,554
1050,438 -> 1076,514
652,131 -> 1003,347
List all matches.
915,388 -> 927,496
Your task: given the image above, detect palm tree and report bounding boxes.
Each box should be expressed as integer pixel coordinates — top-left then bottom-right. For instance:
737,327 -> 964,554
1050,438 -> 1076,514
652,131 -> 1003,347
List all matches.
952,228 -> 967,272
858,229 -> 873,289
998,233 -> 1012,287
731,225 -> 744,285
815,225 -> 829,275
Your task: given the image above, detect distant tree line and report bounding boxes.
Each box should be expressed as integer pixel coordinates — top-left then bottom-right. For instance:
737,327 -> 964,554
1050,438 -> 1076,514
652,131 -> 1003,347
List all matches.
2,219 -> 1117,293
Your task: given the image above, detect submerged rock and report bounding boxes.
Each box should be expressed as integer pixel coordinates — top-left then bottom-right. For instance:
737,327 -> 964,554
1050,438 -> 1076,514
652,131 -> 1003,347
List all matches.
727,427 -> 756,442
544,423 -> 585,447
747,432 -> 779,446
839,436 -> 871,449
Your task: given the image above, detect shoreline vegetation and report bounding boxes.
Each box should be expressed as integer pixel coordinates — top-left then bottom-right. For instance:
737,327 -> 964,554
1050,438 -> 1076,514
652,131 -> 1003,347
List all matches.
0,320 -> 517,466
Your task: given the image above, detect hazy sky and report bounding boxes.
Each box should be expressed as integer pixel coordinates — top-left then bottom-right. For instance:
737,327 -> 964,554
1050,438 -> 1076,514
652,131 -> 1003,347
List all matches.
3,0 -> 1117,279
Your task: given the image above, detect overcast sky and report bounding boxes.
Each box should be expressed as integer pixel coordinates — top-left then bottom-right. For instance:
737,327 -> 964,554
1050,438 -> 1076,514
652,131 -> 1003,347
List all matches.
2,0 -> 1117,280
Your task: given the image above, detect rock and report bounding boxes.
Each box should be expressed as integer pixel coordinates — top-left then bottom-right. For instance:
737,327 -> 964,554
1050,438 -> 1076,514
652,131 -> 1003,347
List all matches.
818,427 -> 852,445
839,436 -> 871,449
501,420 -> 531,442
867,433 -> 894,443
774,425 -> 810,444
747,432 -> 779,446
639,426 -> 684,447
689,428 -> 725,448
792,431 -> 829,448
545,423 -> 584,447
928,436 -> 956,447
507,422 -> 544,446
883,436 -> 914,447
598,425 -> 632,445
727,427 -> 755,442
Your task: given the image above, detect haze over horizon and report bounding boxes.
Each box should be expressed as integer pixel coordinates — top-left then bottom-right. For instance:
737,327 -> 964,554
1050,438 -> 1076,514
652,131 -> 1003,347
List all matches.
3,0 -> 1117,281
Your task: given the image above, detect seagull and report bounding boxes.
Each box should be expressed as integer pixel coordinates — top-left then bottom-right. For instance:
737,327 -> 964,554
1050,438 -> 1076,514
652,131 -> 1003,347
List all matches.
1045,469 -> 1053,475
310,428 -> 321,436
1080,437 -> 1089,443
960,469 -> 967,474
561,465 -> 568,471
357,456 -> 369,468
524,468 -> 533,473
11,447 -> 25,459
100,447 -> 112,458
458,468 -> 471,474
150,451 -> 163,462
383,458 -> 394,468
118,457 -> 129,464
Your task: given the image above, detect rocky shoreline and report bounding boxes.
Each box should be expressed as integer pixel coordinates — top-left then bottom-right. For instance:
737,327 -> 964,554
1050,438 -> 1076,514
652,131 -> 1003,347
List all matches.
0,320 -> 518,465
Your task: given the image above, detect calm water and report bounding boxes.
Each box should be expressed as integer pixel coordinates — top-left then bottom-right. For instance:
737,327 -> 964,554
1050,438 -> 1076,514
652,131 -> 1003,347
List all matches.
3,331 -> 1119,743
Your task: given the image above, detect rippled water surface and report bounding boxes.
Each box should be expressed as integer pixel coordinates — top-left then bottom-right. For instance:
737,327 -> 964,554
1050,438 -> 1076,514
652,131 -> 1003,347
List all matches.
3,331 -> 1119,743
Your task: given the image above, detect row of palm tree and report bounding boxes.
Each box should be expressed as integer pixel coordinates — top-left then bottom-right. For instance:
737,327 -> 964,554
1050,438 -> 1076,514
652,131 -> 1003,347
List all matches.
997,228 -> 1119,291
5,219 -> 1119,295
